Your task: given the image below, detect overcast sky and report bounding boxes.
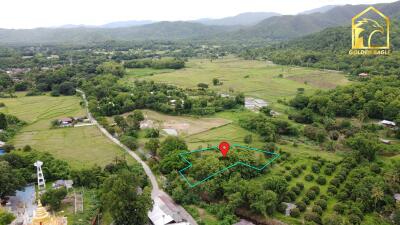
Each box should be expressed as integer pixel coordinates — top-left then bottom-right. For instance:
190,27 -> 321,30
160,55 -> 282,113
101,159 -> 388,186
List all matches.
0,0 -> 397,29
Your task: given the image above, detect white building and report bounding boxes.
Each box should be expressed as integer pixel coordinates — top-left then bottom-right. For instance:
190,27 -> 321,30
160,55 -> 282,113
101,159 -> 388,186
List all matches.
245,97 -> 268,111
52,180 -> 73,189
163,128 -> 178,136
148,196 -> 189,225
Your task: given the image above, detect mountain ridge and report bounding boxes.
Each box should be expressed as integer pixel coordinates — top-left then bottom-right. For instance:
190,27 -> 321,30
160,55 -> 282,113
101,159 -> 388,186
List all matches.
0,1 -> 399,44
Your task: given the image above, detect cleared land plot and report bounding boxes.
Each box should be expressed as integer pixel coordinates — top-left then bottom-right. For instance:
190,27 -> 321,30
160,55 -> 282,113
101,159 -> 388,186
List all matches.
140,109 -> 231,136
123,68 -> 174,80
285,71 -> 348,89
0,93 -> 129,169
185,123 -> 341,162
185,123 -> 264,149
140,58 -> 350,102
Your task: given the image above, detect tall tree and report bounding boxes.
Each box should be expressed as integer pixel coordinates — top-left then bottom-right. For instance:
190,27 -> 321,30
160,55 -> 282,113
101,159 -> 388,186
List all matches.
0,161 -> 26,200
100,170 -> 151,225
0,113 -> 7,130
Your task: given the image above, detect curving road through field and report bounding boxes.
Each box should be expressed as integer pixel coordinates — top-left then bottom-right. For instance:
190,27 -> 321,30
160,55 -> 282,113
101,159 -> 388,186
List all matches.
76,89 -> 197,225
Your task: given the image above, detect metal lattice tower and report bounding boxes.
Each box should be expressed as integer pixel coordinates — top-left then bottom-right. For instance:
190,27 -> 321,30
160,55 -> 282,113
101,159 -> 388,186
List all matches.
34,161 -> 46,191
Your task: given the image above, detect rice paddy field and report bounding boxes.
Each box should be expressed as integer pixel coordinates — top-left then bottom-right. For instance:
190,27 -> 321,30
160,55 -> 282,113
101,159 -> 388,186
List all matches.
0,93 -> 130,169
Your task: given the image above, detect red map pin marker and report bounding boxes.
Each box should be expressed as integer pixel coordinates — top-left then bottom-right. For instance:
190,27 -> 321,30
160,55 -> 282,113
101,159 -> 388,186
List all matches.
218,141 -> 230,157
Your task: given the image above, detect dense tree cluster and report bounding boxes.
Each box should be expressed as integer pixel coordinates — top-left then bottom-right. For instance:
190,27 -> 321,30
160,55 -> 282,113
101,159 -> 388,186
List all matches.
100,168 -> 151,225
83,75 -> 244,117
239,113 -> 299,142
289,76 -> 400,121
147,135 -> 292,224
0,113 -> 25,143
70,158 -> 151,224
0,149 -> 70,200
40,187 -> 68,210
125,57 -> 185,69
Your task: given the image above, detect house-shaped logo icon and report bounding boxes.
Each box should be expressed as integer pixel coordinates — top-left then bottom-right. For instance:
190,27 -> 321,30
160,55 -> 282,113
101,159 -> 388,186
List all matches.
349,6 -> 390,55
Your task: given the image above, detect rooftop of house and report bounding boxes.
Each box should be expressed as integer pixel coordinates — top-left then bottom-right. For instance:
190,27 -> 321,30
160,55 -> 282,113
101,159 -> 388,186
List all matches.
59,118 -> 73,123
380,120 -> 396,126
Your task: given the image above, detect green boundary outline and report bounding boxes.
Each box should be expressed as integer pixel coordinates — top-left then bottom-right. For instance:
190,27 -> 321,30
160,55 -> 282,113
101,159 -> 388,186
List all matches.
178,144 -> 280,188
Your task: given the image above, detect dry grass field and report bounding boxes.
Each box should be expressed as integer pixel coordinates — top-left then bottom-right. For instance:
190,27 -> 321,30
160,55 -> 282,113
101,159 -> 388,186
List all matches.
133,109 -> 232,136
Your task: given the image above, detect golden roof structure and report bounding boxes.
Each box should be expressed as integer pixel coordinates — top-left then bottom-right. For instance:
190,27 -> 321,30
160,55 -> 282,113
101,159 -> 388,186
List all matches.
31,201 -> 67,225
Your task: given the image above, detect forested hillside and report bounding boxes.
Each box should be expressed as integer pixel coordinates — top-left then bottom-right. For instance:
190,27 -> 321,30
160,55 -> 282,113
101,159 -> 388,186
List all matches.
0,22 -> 238,44
241,19 -> 400,76
0,1 -> 399,44
238,1 -> 400,40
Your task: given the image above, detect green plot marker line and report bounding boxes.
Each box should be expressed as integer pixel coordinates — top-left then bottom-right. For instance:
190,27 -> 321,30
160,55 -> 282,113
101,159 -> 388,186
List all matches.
178,144 -> 280,188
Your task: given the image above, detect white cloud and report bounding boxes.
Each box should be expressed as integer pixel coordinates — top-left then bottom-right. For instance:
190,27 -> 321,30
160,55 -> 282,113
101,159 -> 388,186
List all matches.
0,0 -> 396,28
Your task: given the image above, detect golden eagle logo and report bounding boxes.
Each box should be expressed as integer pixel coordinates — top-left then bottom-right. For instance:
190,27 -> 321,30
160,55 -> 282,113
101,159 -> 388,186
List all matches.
350,6 -> 390,55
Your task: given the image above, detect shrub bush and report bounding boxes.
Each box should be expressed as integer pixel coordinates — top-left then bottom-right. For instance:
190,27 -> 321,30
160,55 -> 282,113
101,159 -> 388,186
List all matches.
296,182 -> 304,190
302,196 -> 310,204
285,191 -> 297,202
277,203 -> 287,214
316,176 -> 327,185
304,212 -> 321,224
333,203 -> 346,214
290,208 -> 300,218
290,169 -> 300,177
329,178 -> 340,187
41,187 -> 67,210
296,201 -> 307,212
370,163 -> 381,174
120,135 -> 138,150
145,128 -> 159,138
305,174 -> 314,181
0,208 -> 15,225
336,191 -> 348,201
306,190 -> 316,200
319,195 -> 328,201
311,164 -> 320,173
393,210 -> 400,225
348,214 -> 362,225
327,186 -> 338,195
315,199 -> 327,210
336,174 -> 346,182
285,175 -> 292,181
323,167 -> 334,175
310,186 -> 320,195
348,206 -> 363,219
23,145 -> 32,152
312,205 -> 323,215
291,186 -> 301,195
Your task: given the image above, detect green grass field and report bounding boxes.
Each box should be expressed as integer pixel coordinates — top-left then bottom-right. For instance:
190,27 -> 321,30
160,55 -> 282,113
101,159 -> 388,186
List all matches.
185,123 -> 264,149
134,57 -> 349,104
0,93 -> 129,169
123,68 -> 174,80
